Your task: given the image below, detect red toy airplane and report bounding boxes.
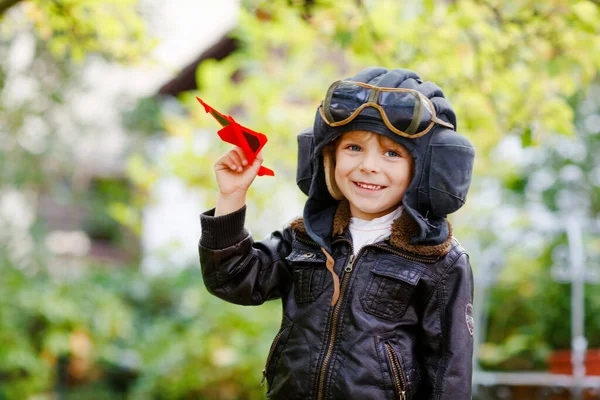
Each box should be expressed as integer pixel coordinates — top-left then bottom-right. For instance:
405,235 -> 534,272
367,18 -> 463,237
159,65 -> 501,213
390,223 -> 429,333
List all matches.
196,97 -> 274,177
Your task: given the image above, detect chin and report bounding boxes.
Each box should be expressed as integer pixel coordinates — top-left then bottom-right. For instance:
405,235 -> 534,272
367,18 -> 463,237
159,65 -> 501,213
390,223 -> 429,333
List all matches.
354,204 -> 391,217
356,206 -> 383,214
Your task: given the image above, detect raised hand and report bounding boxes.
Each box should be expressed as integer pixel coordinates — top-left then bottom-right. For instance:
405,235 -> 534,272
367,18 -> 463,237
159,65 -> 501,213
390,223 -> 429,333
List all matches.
214,146 -> 263,216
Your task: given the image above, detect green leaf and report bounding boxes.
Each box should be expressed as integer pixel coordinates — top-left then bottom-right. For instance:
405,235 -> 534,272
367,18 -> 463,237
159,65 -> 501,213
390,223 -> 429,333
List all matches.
572,1 -> 599,29
521,127 -> 533,147
423,0 -> 435,15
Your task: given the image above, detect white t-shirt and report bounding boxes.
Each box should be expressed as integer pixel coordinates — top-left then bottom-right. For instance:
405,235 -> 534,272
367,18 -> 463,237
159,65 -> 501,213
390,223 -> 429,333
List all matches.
348,206 -> 403,255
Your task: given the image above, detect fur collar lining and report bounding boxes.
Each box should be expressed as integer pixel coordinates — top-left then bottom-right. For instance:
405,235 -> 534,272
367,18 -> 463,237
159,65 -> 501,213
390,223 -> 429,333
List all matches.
290,200 -> 453,257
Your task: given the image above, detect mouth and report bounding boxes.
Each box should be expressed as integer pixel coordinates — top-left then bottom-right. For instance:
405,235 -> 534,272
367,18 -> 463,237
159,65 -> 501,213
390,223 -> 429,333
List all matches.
353,181 -> 386,191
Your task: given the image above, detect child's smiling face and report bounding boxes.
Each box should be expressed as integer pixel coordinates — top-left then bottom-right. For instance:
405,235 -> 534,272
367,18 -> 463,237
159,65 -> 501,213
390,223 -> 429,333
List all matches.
334,130 -> 413,220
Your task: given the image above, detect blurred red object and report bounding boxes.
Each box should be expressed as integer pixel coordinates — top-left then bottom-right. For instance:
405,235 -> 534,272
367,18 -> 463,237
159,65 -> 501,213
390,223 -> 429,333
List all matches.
548,349 -> 600,375
196,97 -> 274,177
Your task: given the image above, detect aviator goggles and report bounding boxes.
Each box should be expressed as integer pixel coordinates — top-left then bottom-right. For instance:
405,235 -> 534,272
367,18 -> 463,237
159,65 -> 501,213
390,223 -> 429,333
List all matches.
319,80 -> 454,138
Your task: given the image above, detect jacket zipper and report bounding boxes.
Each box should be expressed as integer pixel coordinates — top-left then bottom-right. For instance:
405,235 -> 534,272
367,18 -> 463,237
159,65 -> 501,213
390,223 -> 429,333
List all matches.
316,250 -> 356,400
296,235 -> 319,247
261,326 -> 287,388
384,342 -> 407,400
311,239 -> 434,399
374,242 -> 439,264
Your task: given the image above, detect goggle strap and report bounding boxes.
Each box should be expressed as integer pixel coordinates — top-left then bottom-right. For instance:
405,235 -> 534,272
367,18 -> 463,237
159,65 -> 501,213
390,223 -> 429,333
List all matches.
406,92 -> 421,135
418,93 -> 455,130
367,87 -> 379,104
431,116 -> 455,130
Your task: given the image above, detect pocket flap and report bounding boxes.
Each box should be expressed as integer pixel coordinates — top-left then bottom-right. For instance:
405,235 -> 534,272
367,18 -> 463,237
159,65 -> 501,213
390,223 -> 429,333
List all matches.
372,259 -> 424,286
285,249 -> 326,264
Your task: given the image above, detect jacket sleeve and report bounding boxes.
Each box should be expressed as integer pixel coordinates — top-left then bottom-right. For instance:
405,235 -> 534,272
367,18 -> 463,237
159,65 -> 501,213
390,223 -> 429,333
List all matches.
420,251 -> 474,399
198,206 -> 294,305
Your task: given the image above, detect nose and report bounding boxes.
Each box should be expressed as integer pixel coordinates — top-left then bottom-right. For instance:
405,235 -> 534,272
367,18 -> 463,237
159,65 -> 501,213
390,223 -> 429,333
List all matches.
359,151 -> 380,174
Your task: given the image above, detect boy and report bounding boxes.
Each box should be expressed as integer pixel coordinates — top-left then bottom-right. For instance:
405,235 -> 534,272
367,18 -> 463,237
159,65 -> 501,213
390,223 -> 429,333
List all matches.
199,67 -> 475,399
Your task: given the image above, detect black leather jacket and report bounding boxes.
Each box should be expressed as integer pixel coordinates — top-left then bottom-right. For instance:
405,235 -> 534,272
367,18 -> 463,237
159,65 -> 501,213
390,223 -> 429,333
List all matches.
199,203 -> 474,400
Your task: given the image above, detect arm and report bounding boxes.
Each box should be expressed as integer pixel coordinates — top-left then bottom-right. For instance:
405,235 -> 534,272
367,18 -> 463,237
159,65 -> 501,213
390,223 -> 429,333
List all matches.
199,145 -> 291,305
420,252 -> 474,399
213,146 -> 263,217
199,205 -> 293,305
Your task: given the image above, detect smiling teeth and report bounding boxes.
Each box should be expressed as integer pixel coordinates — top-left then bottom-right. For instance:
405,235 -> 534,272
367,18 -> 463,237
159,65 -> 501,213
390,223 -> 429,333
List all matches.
357,182 -> 382,190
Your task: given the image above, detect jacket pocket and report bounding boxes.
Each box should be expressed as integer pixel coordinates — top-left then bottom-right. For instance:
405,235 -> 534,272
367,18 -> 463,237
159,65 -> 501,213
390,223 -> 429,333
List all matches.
262,317 -> 294,392
361,257 -> 424,320
383,342 -> 408,400
285,249 -> 327,303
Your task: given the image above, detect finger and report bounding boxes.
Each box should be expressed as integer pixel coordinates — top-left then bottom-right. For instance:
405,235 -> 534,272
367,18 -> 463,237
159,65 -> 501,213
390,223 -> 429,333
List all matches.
250,153 -> 264,171
228,149 -> 244,171
215,153 -> 238,171
231,146 -> 248,166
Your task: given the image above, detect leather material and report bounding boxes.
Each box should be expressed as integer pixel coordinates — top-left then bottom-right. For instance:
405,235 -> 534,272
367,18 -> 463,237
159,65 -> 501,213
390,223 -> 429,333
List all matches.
199,211 -> 474,400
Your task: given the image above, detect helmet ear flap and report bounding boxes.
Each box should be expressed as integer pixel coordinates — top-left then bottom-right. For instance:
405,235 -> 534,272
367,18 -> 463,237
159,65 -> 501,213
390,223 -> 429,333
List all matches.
323,146 -> 344,200
297,128 -> 315,196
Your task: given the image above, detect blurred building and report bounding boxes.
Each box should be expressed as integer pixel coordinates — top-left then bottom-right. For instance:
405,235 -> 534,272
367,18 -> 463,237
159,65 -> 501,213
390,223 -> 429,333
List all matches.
30,1 -> 240,269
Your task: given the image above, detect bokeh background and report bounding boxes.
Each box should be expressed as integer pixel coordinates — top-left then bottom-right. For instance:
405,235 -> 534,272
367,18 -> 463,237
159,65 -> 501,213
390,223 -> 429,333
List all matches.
1,0 -> 600,399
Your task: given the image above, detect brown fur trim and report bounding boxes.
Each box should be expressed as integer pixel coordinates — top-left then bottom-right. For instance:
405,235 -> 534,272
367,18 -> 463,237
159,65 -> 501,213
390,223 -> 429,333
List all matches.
332,199 -> 351,236
388,211 -> 453,257
290,217 -> 306,235
290,200 -> 453,257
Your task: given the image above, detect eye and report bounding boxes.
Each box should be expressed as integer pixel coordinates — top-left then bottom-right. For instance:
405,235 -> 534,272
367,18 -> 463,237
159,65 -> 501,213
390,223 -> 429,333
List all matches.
345,144 -> 362,152
384,150 -> 401,157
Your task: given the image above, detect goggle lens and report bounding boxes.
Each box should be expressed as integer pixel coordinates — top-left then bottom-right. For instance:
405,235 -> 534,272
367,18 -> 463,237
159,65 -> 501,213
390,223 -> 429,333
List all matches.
378,90 -> 432,134
328,82 -> 371,122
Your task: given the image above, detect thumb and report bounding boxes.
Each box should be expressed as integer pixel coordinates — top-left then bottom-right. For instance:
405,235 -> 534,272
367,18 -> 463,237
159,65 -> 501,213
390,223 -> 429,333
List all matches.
251,153 -> 264,171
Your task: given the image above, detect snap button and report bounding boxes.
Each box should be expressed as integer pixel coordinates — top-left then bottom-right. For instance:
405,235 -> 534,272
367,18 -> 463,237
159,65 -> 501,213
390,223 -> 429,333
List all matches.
304,252 -> 315,258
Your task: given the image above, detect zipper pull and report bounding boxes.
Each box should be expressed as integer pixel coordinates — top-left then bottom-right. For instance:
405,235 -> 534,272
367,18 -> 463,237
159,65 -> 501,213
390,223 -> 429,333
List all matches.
344,254 -> 355,272
260,368 -> 267,387
400,390 -> 406,400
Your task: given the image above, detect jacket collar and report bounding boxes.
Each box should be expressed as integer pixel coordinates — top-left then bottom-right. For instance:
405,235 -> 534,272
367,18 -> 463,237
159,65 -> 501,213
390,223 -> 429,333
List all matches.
291,199 -> 453,257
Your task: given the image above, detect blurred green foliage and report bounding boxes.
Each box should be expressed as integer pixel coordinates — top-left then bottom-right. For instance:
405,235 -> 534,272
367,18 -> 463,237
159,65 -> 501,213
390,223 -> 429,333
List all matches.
1,0 -> 600,397
476,83 -> 600,371
0,255 -> 280,399
0,0 -> 154,62
0,0 -> 155,188
139,0 -> 600,238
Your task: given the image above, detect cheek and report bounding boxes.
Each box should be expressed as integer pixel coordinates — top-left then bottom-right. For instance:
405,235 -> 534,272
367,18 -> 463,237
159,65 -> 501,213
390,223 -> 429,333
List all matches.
393,160 -> 413,185
334,162 -> 346,187
334,155 -> 351,177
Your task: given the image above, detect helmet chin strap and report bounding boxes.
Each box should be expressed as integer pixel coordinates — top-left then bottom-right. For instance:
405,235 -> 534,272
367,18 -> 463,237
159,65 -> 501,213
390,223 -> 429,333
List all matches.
320,247 -> 340,306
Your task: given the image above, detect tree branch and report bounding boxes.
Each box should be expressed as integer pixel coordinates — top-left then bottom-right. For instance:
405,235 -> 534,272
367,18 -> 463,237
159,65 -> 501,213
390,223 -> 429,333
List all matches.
0,0 -> 22,17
